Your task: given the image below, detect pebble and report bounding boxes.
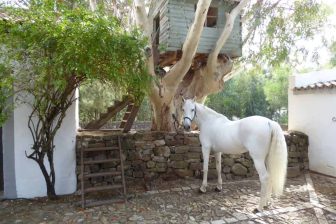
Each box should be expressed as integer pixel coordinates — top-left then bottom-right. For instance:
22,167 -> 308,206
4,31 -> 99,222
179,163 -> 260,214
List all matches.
0,173 -> 335,223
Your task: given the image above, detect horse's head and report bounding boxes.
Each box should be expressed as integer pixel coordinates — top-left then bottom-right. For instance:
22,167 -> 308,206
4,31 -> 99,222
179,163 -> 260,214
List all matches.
182,97 -> 196,131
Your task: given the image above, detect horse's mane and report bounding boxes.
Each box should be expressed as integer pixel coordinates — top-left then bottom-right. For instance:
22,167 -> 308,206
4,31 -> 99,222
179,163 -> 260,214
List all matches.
197,103 -> 229,120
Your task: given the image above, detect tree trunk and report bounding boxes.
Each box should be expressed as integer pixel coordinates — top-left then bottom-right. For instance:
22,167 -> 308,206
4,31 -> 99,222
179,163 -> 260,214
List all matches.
37,159 -> 57,199
134,0 -> 248,131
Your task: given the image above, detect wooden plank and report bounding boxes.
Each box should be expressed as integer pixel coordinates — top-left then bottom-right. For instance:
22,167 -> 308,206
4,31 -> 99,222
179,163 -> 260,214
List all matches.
118,136 -> 127,203
84,96 -> 132,129
80,139 -> 85,208
83,159 -> 119,165
84,171 -> 121,178
84,184 -> 123,193
123,106 -> 140,133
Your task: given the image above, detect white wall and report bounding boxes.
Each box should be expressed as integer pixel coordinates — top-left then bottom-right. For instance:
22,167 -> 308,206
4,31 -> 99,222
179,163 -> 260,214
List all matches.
3,91 -> 79,198
288,70 -> 336,177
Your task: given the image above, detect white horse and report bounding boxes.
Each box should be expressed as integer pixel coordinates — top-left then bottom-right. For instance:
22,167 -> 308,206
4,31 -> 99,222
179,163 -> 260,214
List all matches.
182,99 -> 288,211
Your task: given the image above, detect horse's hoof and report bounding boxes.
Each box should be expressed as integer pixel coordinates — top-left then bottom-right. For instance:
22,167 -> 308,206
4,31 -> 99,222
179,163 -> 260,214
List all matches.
199,187 -> 206,193
252,208 -> 261,214
215,186 -> 222,192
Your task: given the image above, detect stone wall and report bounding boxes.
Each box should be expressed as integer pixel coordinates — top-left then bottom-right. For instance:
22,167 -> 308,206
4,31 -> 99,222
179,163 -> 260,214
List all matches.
76,131 -> 309,188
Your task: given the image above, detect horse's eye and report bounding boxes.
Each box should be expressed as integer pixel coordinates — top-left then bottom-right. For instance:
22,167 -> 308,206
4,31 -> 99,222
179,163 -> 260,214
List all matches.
191,109 -> 194,112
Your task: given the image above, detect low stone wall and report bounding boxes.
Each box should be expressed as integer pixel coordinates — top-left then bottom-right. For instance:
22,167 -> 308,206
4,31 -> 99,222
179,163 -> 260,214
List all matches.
76,131 -> 309,188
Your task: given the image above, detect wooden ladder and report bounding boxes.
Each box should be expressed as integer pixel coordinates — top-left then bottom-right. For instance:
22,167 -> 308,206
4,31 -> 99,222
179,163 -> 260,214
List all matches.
80,136 -> 126,208
119,103 -> 140,133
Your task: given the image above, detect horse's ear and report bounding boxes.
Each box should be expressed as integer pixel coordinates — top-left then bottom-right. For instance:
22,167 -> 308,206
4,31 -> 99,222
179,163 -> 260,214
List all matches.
192,96 -> 197,102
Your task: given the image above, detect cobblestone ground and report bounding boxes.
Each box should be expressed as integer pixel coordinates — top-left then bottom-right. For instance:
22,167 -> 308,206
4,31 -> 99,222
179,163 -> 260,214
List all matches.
0,172 -> 335,224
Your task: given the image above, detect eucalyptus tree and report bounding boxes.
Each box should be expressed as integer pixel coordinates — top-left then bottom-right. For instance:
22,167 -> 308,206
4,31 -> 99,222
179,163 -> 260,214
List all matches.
0,1 -> 150,198
134,0 -> 328,131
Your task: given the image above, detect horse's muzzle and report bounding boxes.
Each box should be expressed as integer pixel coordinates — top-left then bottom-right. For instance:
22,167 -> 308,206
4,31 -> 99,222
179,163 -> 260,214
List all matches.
183,123 -> 191,131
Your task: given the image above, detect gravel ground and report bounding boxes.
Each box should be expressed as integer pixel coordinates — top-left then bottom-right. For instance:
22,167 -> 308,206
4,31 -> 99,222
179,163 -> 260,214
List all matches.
0,172 -> 335,224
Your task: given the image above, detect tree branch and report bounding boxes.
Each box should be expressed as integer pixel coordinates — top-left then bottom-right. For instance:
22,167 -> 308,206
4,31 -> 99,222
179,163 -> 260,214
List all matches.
206,0 -> 249,74
163,0 -> 211,87
134,0 -> 160,101
134,0 -> 152,37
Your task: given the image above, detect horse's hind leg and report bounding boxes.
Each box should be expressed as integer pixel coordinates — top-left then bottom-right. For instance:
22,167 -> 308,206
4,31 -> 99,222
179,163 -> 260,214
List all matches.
215,152 -> 222,192
252,158 -> 270,212
200,146 -> 210,193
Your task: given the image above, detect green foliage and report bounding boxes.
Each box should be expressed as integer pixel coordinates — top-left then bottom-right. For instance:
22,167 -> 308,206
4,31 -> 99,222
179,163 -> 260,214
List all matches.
0,0 -> 150,123
79,81 -> 118,125
207,65 -> 290,124
263,65 -> 290,120
137,97 -> 152,121
206,68 -> 271,119
244,0 -> 330,67
0,64 -> 13,126
0,0 -> 151,197
329,41 -> 336,67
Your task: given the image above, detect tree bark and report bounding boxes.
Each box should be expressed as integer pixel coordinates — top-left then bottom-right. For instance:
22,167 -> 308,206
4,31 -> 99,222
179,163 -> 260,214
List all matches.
135,0 -> 249,131
37,159 -> 57,199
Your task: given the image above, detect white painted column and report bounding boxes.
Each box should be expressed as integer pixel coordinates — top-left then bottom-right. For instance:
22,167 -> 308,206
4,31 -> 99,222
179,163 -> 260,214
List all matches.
2,90 -> 79,198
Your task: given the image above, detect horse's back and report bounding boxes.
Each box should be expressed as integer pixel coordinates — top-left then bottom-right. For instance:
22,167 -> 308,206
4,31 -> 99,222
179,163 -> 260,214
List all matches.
238,116 -> 273,157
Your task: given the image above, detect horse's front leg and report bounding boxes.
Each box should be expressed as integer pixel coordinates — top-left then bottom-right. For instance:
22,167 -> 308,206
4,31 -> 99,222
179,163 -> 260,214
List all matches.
215,152 -> 222,192
200,146 -> 210,193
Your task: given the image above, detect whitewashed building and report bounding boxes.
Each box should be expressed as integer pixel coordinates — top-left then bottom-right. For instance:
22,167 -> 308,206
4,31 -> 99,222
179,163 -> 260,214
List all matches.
288,68 -> 336,177
1,94 -> 79,198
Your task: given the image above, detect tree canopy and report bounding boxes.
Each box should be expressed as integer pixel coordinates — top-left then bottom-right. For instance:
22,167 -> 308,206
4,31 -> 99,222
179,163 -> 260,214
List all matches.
206,65 -> 292,124
0,0 -> 151,197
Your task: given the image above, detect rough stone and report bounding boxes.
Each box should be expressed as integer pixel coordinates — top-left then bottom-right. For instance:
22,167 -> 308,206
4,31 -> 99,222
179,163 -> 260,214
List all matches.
223,166 -> 231,174
189,162 -> 202,170
77,131 -> 308,189
184,136 -> 201,146
152,156 -> 166,163
170,161 -> 189,169
147,161 -> 156,168
174,146 -> 189,154
287,166 -> 301,178
174,169 -> 193,177
170,154 -> 185,161
232,163 -> 248,176
156,162 -> 167,169
189,147 -> 201,152
223,158 -> 235,166
154,139 -> 166,146
188,153 -> 201,159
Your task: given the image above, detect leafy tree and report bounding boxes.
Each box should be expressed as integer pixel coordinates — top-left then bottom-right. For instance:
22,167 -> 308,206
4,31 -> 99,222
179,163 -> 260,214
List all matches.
0,1 -> 150,198
206,68 -> 271,119
79,81 -> 122,125
329,41 -> 336,67
133,0 -> 328,131
264,65 -> 291,123
0,64 -> 13,125
207,65 -> 291,124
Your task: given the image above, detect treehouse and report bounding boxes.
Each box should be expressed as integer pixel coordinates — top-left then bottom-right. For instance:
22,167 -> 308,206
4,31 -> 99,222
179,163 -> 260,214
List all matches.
152,0 -> 242,68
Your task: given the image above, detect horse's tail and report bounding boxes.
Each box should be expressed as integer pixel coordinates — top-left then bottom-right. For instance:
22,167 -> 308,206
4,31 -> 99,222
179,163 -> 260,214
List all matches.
267,121 -> 288,196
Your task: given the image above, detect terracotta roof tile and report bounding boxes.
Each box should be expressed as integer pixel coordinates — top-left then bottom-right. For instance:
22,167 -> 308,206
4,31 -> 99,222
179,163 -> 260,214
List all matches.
294,80 -> 336,91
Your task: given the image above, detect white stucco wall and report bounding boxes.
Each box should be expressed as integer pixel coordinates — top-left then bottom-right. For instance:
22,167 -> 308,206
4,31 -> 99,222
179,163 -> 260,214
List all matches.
3,90 -> 79,198
288,69 -> 336,177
